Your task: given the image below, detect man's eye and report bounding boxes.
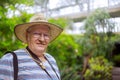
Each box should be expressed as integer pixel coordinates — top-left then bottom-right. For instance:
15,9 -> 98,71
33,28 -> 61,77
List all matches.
32,33 -> 40,37
33,33 -> 39,35
44,34 -> 49,37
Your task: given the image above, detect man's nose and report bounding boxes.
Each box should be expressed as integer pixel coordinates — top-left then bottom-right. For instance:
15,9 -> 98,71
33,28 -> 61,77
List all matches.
38,34 -> 45,41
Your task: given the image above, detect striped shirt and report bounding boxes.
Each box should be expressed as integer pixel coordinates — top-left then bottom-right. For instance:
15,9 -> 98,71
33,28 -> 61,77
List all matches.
0,49 -> 61,80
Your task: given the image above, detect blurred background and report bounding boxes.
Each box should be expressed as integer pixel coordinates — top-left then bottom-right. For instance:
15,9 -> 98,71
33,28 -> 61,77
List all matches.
0,0 -> 120,80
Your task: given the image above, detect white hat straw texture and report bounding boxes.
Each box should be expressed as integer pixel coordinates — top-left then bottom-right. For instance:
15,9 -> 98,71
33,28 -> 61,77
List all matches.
14,13 -> 63,43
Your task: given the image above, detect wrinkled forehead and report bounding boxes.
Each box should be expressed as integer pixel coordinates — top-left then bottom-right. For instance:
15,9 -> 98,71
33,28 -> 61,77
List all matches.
27,24 -> 50,32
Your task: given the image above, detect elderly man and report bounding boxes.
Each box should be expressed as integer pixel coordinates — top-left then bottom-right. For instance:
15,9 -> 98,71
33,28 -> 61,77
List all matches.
0,13 -> 63,80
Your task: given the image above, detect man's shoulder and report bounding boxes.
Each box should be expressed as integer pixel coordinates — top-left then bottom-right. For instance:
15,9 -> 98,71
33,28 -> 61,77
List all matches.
45,53 -> 56,62
1,49 -> 26,60
45,53 -> 53,58
14,48 -> 26,53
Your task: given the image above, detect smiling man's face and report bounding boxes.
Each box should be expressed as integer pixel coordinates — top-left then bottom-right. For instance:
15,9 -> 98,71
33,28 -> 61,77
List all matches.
26,24 -> 51,56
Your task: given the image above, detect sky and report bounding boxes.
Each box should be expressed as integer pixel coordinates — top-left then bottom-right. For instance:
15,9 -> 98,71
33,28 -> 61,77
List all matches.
49,0 -> 59,9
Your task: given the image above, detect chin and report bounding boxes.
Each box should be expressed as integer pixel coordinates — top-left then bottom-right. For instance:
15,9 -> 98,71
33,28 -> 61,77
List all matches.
37,48 -> 45,52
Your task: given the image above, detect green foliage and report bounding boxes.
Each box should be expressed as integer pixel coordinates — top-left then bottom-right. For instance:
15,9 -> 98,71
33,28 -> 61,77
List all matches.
48,34 -> 82,66
84,8 -> 112,35
78,8 -> 115,59
113,54 -> 120,62
48,18 -> 69,29
76,8 -> 118,80
0,0 -> 33,57
61,66 -> 82,80
48,17 -> 84,79
47,34 -> 83,80
84,56 -> 113,80
0,13 -> 32,57
0,0 -> 34,6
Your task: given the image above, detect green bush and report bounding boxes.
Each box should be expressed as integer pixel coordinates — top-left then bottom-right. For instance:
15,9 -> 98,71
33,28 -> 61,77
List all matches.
47,34 -> 83,80
84,56 -> 113,80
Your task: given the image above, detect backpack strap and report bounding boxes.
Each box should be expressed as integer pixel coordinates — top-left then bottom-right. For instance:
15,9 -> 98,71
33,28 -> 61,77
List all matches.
5,51 -> 18,80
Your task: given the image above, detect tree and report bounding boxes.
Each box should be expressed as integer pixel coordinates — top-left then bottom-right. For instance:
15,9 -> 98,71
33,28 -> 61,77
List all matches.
77,8 -> 116,79
0,0 -> 34,57
79,8 -> 115,58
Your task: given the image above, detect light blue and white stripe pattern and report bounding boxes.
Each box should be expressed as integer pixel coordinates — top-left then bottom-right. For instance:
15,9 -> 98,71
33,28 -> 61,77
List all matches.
0,49 -> 61,80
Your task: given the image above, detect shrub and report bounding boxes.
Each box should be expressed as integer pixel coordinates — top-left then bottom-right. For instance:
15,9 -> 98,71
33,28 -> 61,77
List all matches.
84,56 -> 113,80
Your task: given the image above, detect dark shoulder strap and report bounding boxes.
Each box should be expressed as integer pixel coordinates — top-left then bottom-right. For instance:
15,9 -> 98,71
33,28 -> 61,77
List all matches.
5,51 -> 18,80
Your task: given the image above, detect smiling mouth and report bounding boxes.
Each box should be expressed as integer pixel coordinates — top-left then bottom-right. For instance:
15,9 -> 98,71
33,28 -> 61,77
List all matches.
37,43 -> 45,46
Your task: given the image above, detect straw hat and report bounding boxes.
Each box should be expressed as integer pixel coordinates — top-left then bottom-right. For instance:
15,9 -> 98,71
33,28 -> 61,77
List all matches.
14,13 -> 63,43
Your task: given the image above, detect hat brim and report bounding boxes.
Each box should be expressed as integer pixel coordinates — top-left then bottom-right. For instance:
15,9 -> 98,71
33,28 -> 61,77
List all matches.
14,22 -> 63,43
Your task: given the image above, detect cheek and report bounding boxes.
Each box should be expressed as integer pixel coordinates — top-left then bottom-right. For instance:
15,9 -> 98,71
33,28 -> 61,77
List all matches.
26,36 -> 31,43
47,36 -> 51,43
46,38 -> 50,43
26,36 -> 34,44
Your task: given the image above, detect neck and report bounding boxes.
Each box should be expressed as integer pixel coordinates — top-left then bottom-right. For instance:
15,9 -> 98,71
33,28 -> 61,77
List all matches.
26,47 -> 46,62
28,46 -> 45,56
38,56 -> 46,62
